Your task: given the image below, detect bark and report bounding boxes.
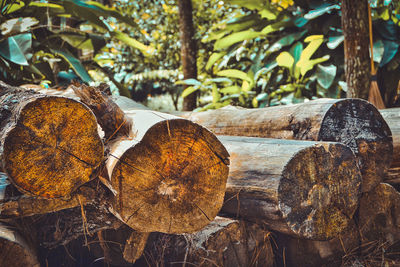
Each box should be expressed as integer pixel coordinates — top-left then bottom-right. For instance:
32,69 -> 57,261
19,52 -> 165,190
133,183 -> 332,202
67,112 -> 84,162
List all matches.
0,81 -> 103,198
181,98 -> 393,193
0,223 -> 40,267
380,108 -> 400,168
72,85 -> 230,234
87,225 -> 149,266
138,217 -> 274,267
341,0 -> 370,99
178,0 -> 198,111
219,136 -> 361,240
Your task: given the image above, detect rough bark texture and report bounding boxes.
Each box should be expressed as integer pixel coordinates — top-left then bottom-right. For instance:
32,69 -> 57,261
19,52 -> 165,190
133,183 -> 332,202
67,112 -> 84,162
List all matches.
380,108 -> 400,168
219,136 -> 361,240
178,0 -> 198,111
341,0 -> 370,99
275,220 -> 360,267
182,99 -> 393,193
0,81 -> 104,198
138,217 -> 274,267
0,223 -> 40,267
87,225 -> 149,266
72,85 -> 230,234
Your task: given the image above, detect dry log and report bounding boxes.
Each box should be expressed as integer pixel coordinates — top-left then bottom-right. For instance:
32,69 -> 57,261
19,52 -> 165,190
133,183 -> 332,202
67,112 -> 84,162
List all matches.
380,108 -> 399,168
0,81 -> 103,198
219,136 -> 361,240
72,85 -> 230,234
0,223 -> 40,266
182,99 -> 393,192
87,224 -> 149,266
138,216 -> 274,267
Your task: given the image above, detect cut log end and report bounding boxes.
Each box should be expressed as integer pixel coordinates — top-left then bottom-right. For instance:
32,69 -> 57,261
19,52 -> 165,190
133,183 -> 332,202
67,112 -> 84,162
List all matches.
278,143 -> 361,240
3,96 -> 103,198
111,119 -> 229,233
318,99 -> 393,192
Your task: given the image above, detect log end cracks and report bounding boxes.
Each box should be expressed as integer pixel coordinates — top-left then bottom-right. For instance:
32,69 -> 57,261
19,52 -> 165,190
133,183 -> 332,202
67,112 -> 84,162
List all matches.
278,142 -> 361,240
111,119 -> 230,234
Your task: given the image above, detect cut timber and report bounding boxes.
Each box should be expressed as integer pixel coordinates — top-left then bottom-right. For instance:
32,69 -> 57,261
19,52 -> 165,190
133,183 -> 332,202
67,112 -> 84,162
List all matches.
276,220 -> 360,267
182,98 -> 392,192
358,183 -> 400,245
138,217 -> 274,267
0,223 -> 40,267
0,82 -> 103,198
72,85 -> 230,234
219,136 -> 361,240
88,225 -> 149,266
380,108 -> 400,168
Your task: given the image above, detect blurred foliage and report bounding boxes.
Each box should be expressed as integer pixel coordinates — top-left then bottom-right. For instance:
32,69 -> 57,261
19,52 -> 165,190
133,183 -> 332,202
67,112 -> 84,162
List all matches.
0,0 -> 149,91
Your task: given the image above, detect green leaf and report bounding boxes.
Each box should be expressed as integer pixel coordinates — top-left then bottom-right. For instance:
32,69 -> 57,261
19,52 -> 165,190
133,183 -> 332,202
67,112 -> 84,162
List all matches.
276,51 -> 294,69
228,0 -> 264,10
206,52 -> 224,70
267,30 -> 307,53
175,78 -> 202,86
220,85 -> 240,94
296,35 -> 325,75
214,30 -> 261,50
181,86 -> 199,98
373,40 -> 384,63
259,8 -> 277,20
85,1 -> 138,28
290,42 -> 303,64
327,35 -> 344,49
60,33 -> 94,50
304,4 -> 340,20
297,55 -> 330,76
216,69 -> 252,83
381,40 -> 399,66
111,31 -> 154,55
52,49 -> 92,83
316,64 -> 337,89
0,33 -> 31,65
212,85 -> 220,103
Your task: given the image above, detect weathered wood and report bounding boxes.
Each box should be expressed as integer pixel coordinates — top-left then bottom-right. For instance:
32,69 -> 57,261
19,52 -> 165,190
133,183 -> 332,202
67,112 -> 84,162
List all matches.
72,85 -> 230,234
182,99 -> 393,192
87,225 -> 149,266
138,217 -> 274,267
219,136 -> 361,240
0,223 -> 40,267
275,220 -> 360,267
0,81 -> 103,198
380,108 -> 400,168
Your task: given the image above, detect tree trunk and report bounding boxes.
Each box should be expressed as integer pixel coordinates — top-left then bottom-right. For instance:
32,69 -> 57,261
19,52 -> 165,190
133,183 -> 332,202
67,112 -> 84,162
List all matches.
0,223 -> 40,267
138,217 -> 274,267
341,0 -> 370,99
0,81 -> 103,198
181,99 -> 392,193
72,85 -> 230,234
219,136 -> 361,240
178,0 -> 198,111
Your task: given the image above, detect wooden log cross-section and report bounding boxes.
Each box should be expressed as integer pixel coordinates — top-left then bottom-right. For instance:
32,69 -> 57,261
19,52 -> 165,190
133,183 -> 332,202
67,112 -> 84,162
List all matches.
72,85 -> 230,234
182,98 -> 393,192
220,136 -> 361,240
0,82 -> 103,198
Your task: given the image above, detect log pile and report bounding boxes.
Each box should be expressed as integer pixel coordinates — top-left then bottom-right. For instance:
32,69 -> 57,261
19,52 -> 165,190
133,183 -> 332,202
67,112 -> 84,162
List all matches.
1,80 -> 399,266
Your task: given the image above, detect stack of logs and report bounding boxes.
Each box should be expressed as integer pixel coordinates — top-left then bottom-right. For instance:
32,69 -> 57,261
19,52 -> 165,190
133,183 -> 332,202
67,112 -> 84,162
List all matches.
0,80 -> 399,266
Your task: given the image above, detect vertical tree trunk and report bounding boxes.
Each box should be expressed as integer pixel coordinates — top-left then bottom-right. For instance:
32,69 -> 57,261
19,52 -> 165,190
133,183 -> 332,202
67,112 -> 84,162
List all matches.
178,0 -> 198,111
341,0 -> 370,99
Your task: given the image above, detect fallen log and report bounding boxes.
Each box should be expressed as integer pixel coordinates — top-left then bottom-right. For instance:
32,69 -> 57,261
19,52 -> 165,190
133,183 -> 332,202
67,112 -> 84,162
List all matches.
71,85 -> 230,234
0,223 -> 40,267
182,99 -> 393,192
138,216 -> 274,267
219,136 -> 361,240
380,108 -> 399,168
0,81 -> 103,198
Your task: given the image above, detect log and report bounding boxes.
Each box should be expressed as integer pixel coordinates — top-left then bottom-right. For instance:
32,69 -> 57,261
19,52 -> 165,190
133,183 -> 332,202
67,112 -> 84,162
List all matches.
182,99 -> 393,192
71,85 -> 230,234
138,216 -> 274,267
275,220 -> 360,267
380,108 -> 399,168
0,223 -> 40,267
0,81 -> 103,198
219,136 -> 361,240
